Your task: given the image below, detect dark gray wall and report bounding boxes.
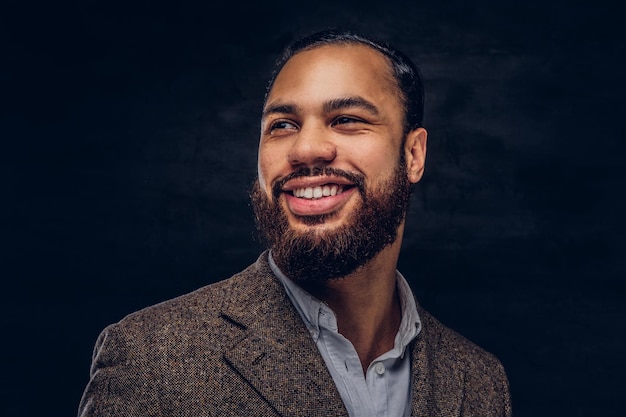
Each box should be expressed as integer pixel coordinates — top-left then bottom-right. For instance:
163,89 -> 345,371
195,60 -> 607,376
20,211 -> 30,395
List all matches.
2,0 -> 624,415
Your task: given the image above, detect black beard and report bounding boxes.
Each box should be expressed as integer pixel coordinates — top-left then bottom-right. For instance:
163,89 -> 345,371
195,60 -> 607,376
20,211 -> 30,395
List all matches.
250,155 -> 412,283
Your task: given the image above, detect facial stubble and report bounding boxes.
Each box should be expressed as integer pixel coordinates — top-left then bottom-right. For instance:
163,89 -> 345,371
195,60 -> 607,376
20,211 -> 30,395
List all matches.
251,153 -> 412,283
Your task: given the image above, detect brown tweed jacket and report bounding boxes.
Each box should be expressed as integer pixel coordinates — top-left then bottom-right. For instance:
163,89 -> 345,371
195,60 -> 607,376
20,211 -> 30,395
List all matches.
79,252 -> 512,416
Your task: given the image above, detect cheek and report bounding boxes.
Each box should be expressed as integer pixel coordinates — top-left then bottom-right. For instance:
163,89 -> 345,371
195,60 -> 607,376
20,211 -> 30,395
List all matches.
257,146 -> 281,192
349,143 -> 399,176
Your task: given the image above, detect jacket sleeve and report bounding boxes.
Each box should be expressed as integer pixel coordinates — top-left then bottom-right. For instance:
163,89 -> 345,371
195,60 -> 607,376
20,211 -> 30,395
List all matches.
77,324 -> 162,417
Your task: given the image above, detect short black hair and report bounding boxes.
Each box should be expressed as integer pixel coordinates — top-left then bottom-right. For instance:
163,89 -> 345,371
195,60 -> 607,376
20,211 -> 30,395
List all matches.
264,29 -> 425,133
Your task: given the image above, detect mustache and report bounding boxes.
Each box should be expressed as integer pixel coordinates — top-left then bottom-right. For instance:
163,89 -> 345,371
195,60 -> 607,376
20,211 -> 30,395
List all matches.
272,166 -> 366,200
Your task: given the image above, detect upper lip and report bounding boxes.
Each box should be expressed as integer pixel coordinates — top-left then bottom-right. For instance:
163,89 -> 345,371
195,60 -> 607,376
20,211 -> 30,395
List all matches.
281,175 -> 355,192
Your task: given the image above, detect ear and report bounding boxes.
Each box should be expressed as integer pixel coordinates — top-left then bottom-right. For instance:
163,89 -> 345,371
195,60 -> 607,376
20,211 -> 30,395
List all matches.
404,127 -> 427,183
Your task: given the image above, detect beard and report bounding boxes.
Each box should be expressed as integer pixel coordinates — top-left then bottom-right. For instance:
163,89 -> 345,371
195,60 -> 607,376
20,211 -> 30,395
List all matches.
250,153 -> 412,283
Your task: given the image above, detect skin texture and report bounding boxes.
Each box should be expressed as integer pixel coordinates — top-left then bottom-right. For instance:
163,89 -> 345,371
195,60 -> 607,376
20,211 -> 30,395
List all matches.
256,44 -> 427,371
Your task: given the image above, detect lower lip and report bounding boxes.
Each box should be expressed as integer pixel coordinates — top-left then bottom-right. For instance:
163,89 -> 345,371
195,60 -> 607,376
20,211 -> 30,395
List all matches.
284,187 -> 357,217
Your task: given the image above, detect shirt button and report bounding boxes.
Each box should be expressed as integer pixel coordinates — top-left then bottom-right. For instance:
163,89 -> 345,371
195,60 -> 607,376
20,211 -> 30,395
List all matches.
375,362 -> 386,375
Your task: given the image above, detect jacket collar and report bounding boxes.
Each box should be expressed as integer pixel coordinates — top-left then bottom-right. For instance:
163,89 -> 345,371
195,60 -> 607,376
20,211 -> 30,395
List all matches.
219,251 -> 348,417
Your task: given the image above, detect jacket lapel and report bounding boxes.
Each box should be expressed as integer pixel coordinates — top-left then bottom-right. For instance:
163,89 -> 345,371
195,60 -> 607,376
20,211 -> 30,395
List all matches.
409,333 -> 434,417
220,252 -> 348,417
409,307 -> 465,417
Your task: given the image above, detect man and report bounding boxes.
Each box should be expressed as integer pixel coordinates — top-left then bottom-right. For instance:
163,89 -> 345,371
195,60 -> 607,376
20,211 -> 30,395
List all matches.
79,30 -> 512,416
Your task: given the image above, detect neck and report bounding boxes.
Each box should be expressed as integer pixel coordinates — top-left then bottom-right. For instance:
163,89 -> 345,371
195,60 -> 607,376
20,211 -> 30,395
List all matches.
301,238 -> 403,373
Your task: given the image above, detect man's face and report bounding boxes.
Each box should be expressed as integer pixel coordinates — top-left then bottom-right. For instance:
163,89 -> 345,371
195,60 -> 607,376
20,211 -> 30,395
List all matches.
252,44 -> 425,281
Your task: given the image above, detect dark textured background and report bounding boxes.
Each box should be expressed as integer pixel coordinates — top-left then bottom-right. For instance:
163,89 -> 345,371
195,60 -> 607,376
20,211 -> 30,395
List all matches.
2,0 -> 625,416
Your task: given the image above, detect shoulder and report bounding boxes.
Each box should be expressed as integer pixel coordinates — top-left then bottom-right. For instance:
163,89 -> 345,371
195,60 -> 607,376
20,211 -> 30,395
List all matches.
105,252 -> 273,341
79,254 -> 281,416
414,305 -> 512,416
417,305 -> 502,368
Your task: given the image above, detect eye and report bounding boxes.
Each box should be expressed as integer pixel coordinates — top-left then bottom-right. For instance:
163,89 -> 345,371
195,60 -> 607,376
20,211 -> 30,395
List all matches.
332,116 -> 362,126
331,115 -> 370,132
268,119 -> 299,134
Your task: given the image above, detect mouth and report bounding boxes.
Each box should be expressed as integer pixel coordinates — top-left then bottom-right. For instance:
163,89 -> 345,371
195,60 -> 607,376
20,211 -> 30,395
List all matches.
290,183 -> 352,199
278,176 -> 359,217
270,167 -> 364,218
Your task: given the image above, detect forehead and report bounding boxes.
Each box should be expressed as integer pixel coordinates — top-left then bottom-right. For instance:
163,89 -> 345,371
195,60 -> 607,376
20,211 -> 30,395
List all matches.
266,44 -> 401,110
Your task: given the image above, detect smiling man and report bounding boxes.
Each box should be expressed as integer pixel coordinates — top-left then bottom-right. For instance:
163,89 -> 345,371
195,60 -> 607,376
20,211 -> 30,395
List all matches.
79,30 -> 512,417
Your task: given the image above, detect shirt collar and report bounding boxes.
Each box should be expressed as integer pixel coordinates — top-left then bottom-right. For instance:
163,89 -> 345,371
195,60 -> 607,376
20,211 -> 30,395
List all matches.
268,251 -> 422,353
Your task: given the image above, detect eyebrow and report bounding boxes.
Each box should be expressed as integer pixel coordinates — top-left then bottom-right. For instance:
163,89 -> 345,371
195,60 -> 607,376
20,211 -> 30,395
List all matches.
262,103 -> 300,120
262,96 -> 380,120
323,96 -> 380,117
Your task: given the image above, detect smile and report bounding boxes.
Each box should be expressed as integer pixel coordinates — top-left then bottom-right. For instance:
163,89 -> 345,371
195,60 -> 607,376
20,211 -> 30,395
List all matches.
292,184 -> 346,199
276,170 -> 362,217
282,182 -> 357,217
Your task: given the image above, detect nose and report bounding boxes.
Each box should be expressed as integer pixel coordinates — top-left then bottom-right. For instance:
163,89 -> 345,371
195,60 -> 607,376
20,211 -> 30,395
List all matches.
287,124 -> 337,166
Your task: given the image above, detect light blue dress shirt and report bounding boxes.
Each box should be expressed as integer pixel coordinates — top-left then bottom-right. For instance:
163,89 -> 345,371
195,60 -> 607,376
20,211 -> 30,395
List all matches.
269,252 -> 422,417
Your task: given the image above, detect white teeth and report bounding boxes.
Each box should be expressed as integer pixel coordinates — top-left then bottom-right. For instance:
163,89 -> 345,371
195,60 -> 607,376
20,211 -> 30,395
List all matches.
293,185 -> 343,199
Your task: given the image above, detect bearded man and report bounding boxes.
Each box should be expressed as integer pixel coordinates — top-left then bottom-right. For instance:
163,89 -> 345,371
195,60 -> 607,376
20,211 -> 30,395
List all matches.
79,30 -> 512,417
